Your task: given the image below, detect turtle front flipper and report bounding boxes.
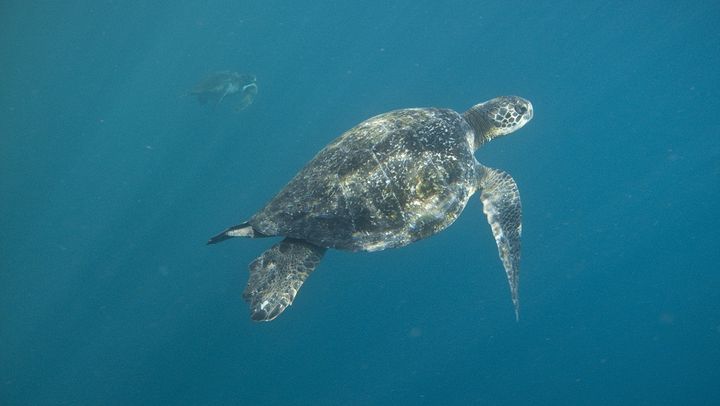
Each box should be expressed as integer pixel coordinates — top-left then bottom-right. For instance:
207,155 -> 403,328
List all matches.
477,164 -> 522,320
235,83 -> 258,111
243,238 -> 326,321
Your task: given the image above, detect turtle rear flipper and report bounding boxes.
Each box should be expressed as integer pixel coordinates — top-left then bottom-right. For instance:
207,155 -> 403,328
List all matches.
477,164 -> 522,320
243,238 -> 326,321
215,86 -> 234,107
194,93 -> 210,105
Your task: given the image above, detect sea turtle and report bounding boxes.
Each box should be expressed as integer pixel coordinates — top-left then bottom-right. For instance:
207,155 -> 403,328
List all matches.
190,71 -> 257,111
208,96 -> 534,321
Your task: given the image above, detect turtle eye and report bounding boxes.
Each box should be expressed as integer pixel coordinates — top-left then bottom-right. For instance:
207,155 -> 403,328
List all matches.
515,105 -> 527,115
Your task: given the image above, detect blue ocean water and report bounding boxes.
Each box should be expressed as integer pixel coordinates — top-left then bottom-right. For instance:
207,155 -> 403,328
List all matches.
1,1 -> 719,404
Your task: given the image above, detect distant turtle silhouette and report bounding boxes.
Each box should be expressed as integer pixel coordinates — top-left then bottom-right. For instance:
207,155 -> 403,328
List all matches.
209,96 -> 534,321
190,71 -> 257,111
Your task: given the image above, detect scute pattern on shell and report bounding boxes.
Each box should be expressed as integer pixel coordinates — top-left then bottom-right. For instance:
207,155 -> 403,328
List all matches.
249,108 -> 478,251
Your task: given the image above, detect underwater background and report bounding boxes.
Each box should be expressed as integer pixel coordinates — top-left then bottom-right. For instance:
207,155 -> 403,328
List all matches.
1,1 -> 719,405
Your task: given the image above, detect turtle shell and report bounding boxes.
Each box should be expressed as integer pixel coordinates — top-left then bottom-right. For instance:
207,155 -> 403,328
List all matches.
249,108 -> 478,251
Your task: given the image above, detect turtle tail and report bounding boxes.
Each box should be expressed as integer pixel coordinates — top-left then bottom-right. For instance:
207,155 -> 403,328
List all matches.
207,222 -> 266,245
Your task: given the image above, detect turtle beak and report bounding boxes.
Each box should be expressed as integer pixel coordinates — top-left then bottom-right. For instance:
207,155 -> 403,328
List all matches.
513,96 -> 533,122
524,101 -> 534,121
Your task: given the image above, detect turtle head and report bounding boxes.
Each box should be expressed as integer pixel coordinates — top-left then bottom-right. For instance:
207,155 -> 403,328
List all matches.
240,74 -> 257,84
463,96 -> 533,149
